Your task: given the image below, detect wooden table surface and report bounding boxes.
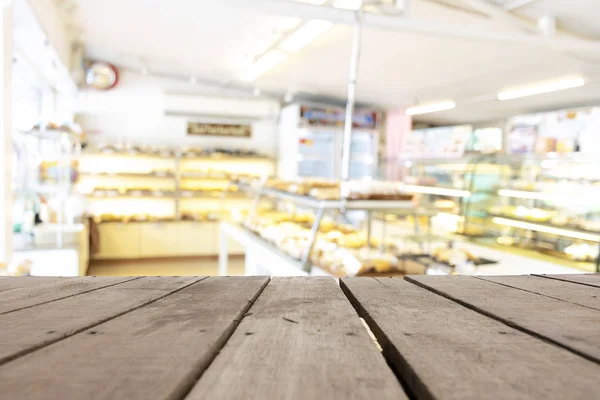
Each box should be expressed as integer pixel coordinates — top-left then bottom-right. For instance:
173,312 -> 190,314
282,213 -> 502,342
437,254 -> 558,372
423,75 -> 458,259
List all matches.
1,274 -> 599,399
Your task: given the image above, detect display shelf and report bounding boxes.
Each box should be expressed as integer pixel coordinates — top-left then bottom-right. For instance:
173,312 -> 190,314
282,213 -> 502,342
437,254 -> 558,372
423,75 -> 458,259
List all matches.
86,193 -> 178,199
180,191 -> 247,199
80,172 -> 176,179
242,185 -> 414,210
180,155 -> 274,161
78,146 -> 275,243
490,215 -> 600,243
82,150 -> 176,159
179,174 -> 232,180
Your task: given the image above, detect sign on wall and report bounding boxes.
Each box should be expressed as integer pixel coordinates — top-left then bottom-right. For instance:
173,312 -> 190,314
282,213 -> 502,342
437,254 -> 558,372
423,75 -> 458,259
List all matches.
187,122 -> 252,138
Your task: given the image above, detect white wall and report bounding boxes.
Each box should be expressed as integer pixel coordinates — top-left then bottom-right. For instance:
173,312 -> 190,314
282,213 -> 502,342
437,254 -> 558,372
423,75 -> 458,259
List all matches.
76,71 -> 281,157
26,0 -> 71,76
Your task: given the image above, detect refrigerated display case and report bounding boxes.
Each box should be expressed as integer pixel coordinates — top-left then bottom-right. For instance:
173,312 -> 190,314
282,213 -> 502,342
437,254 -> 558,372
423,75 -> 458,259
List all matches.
278,104 -> 380,180
403,154 -> 600,272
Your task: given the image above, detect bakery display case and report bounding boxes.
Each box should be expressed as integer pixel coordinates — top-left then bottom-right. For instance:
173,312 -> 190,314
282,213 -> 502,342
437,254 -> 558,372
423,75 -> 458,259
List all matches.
403,154 -> 600,272
488,154 -> 600,272
220,178 -> 422,277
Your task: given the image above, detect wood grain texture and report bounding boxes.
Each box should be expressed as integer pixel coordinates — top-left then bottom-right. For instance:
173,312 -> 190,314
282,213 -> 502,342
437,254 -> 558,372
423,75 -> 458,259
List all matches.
0,276 -> 269,400
478,275 -> 600,310
535,273 -> 600,288
341,277 -> 600,400
407,275 -> 600,363
0,276 -> 138,314
188,277 -> 406,400
0,276 -> 202,364
0,276 -> 62,293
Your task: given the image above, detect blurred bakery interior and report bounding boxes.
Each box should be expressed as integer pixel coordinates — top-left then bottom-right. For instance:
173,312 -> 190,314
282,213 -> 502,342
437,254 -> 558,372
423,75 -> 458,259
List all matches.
4,0 -> 600,277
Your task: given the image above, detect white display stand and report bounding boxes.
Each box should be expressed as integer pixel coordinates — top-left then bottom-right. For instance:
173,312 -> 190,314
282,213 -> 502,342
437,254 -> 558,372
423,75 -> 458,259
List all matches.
219,222 -> 331,277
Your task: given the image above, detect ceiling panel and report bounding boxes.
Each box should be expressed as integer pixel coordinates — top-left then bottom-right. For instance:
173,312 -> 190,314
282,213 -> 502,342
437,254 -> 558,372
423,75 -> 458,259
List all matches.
73,0 -> 600,124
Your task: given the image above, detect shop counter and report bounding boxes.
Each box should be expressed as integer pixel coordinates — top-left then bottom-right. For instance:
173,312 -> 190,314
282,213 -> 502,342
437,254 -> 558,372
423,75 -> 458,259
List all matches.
1,275 -> 599,399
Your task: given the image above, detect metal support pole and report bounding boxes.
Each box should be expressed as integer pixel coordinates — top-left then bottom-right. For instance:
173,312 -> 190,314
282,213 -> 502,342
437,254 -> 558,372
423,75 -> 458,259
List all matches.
596,242 -> 600,273
340,9 -> 363,181
218,223 -> 229,276
366,210 -> 373,248
380,214 -> 387,252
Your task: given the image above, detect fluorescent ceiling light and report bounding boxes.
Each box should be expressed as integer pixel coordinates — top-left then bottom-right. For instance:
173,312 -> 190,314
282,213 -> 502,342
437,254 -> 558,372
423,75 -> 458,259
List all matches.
492,217 -> 600,242
497,77 -> 585,101
333,0 -> 363,10
405,101 -> 456,116
404,185 -> 471,198
240,50 -> 287,82
279,20 -> 334,53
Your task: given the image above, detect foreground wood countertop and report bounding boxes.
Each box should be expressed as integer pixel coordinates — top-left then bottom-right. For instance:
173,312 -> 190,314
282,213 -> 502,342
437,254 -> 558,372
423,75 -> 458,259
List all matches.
0,274 -> 599,399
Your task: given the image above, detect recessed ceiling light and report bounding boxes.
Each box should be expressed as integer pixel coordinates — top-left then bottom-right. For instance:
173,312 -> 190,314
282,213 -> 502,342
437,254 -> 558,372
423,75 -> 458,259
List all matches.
497,77 -> 585,100
405,101 -> 456,116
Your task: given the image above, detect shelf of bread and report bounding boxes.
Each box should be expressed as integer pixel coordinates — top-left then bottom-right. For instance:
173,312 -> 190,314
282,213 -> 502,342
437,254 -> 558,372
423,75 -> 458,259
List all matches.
93,212 -> 222,224
491,215 -> 600,243
490,205 -> 600,236
81,171 -> 176,179
86,189 -> 178,199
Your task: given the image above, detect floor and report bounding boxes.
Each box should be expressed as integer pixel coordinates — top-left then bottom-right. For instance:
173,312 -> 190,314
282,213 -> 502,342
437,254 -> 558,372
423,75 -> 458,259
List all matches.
87,256 -> 246,276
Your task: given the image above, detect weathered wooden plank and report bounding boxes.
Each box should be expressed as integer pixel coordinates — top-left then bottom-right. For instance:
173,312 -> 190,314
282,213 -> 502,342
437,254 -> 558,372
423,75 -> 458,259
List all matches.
0,276 -> 269,400
0,276 -> 138,314
407,275 -> 600,363
342,277 -> 600,400
535,273 -> 600,288
0,276 -> 203,364
188,277 -> 406,400
0,276 -> 63,293
478,275 -> 600,311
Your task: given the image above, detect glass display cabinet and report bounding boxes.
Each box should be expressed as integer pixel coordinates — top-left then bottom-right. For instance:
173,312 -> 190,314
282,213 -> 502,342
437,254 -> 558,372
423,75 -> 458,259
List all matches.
403,153 -> 600,272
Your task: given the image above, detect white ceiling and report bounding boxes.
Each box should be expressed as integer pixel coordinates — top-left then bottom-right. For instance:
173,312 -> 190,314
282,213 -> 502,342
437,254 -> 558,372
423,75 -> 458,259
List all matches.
72,0 -> 600,124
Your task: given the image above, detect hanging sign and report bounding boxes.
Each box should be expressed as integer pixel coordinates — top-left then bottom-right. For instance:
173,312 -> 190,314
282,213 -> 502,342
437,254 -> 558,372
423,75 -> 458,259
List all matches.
187,122 -> 252,138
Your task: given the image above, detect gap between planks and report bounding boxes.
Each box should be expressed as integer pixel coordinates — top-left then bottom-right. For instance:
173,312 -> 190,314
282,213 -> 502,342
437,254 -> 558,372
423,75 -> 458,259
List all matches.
173,277 -> 271,400
0,277 -> 209,366
0,277 -> 271,400
406,275 -> 600,365
0,276 -> 142,315
474,275 -> 600,312
534,273 -> 600,289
